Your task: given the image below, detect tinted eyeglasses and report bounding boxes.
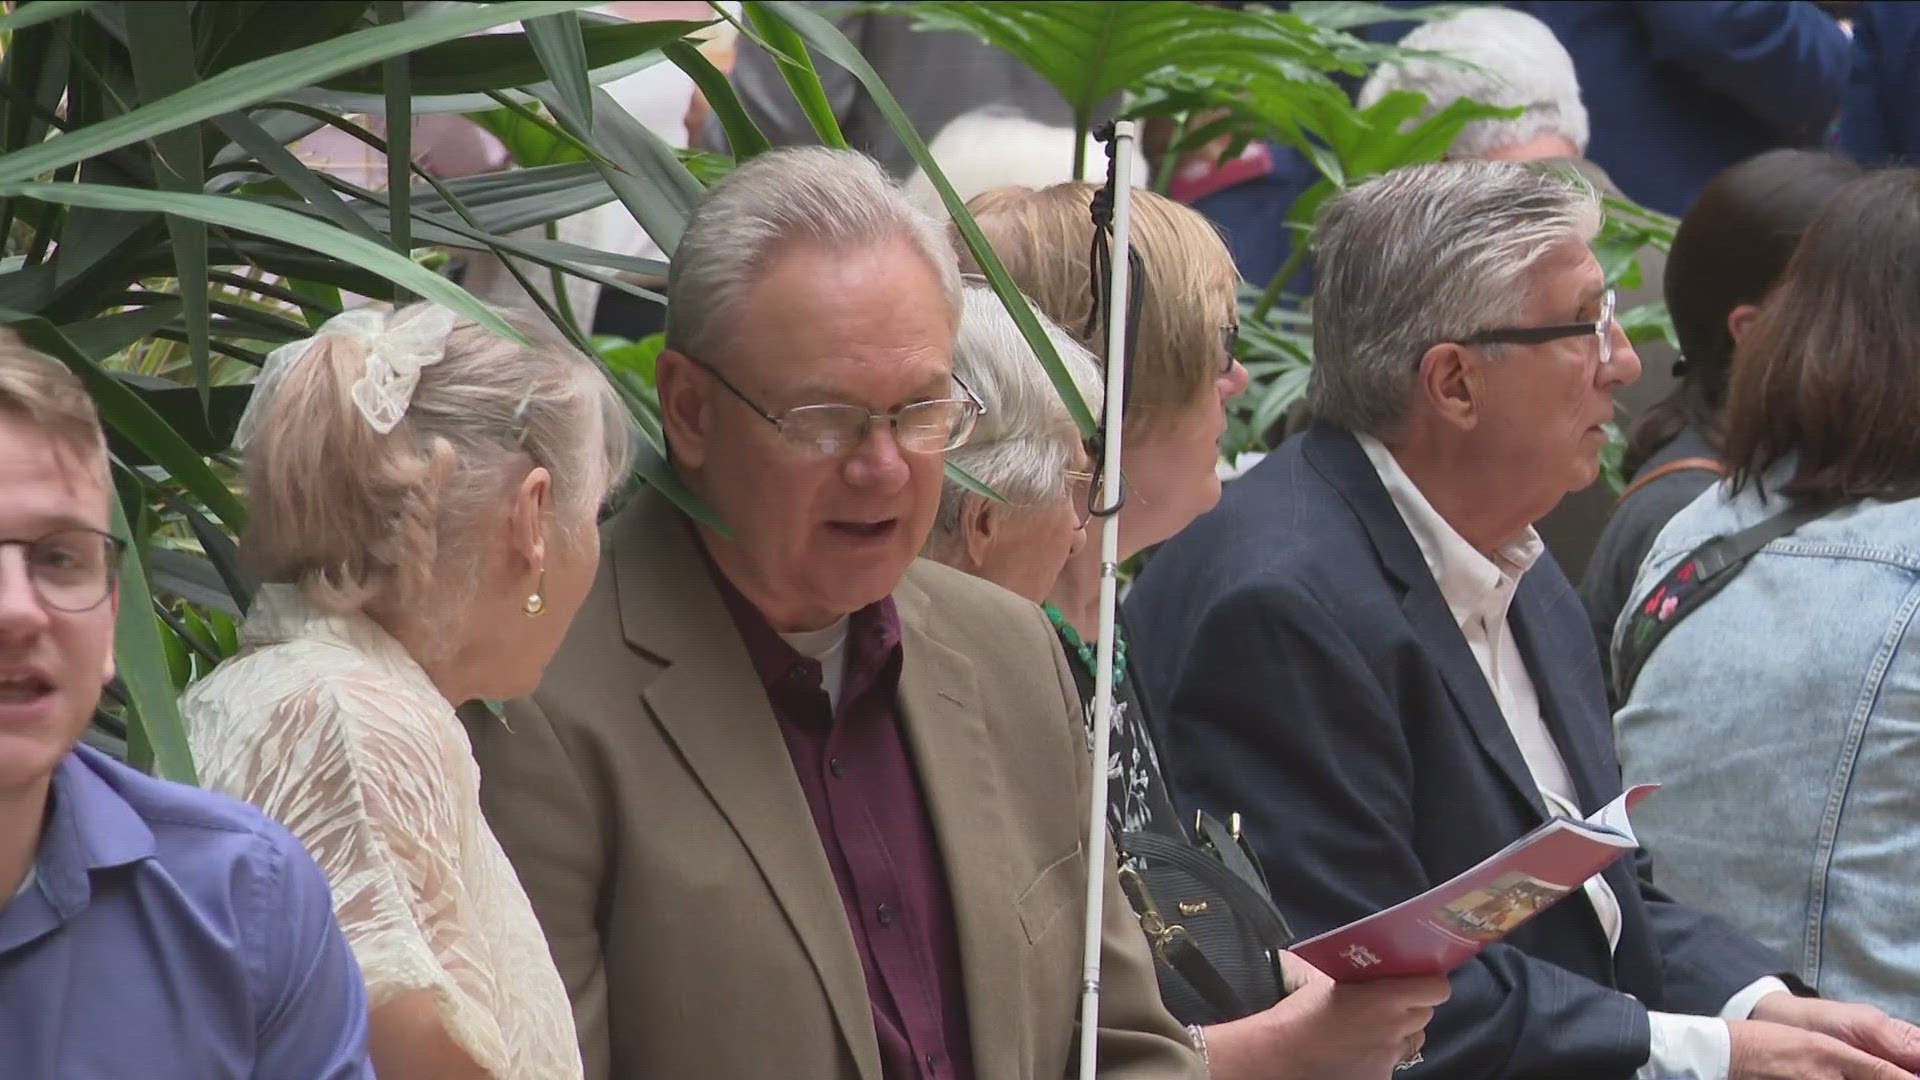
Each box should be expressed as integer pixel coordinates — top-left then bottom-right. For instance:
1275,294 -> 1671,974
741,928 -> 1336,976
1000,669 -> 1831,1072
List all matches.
688,355 -> 985,458
1,527 -> 125,613
1458,289 -> 1619,368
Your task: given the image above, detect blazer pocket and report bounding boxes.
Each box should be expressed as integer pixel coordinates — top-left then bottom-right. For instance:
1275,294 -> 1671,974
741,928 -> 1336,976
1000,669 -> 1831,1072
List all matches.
1015,843 -> 1085,946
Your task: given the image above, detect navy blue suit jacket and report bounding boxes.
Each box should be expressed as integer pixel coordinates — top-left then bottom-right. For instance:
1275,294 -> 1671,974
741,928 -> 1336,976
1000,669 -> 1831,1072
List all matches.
1840,1 -> 1920,165
1126,425 -> 1792,1079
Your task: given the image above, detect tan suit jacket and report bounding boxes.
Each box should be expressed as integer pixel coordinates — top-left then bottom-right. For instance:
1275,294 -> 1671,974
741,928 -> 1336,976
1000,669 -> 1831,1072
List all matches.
468,488 -> 1201,1080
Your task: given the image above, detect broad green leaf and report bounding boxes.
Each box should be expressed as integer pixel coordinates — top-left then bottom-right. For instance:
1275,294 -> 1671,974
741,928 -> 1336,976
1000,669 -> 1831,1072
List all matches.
890,1 -> 1346,172
665,39 -> 770,160
760,0 -> 1096,436
525,12 -> 594,134
317,17 -> 710,97
125,0 -> 211,406
0,182 -> 527,344
742,1 -> 845,150
109,470 -> 197,785
1286,1 -> 1465,31
0,0 -> 611,186
0,0 -> 93,33
469,105 -> 589,168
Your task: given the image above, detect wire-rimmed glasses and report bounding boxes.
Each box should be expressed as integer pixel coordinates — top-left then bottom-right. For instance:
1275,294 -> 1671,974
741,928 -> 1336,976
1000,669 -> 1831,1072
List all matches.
687,355 -> 986,458
1,527 -> 124,613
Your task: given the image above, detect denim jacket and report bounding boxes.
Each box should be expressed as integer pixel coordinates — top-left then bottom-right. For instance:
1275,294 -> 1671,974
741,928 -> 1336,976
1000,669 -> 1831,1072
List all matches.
1612,467 -> 1920,1018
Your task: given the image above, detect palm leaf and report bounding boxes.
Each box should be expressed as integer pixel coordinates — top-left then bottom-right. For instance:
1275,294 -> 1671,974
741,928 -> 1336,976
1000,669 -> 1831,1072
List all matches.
109,468 -> 197,785
0,0 -> 612,186
0,182 -> 528,344
0,0 -> 94,33
124,0 -> 212,406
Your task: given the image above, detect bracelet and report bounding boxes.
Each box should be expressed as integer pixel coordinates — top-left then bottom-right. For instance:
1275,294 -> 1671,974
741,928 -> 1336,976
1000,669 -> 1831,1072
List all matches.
1184,1023 -> 1210,1068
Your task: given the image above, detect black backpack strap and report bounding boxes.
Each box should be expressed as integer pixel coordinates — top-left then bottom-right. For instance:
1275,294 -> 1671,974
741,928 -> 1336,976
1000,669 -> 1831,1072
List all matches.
1614,501 -> 1830,702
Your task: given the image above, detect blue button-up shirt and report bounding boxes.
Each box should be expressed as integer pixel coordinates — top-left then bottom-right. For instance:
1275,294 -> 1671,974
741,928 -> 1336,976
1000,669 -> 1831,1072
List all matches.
0,744 -> 373,1078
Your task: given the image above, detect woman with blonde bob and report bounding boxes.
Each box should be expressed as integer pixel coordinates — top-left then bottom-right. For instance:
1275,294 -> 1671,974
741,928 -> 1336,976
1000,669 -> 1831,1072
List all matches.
181,302 -> 633,1080
958,183 -> 1448,1079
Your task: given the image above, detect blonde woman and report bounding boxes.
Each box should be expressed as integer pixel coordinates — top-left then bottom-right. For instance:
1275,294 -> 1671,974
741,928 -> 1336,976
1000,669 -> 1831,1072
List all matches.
958,184 -> 1449,1080
181,303 -> 633,1080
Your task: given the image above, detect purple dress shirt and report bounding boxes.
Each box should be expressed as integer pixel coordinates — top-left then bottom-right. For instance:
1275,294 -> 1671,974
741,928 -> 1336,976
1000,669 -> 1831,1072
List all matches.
0,744 -> 373,1079
715,576 -> 976,1080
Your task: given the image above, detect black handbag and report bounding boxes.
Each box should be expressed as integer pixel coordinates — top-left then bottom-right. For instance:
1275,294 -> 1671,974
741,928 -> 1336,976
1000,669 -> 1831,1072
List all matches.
1116,811 -> 1296,1025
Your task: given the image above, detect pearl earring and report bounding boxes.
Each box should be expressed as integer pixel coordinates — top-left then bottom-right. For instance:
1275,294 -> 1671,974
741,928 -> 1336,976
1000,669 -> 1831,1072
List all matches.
524,569 -> 546,617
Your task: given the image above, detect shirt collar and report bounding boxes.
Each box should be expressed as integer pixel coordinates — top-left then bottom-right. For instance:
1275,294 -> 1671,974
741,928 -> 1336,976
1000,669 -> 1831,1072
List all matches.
35,745 -> 157,918
702,546 -> 902,699
1357,433 -> 1543,628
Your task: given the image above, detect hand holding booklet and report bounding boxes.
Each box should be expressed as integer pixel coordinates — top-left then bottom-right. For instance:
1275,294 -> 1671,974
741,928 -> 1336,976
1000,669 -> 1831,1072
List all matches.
1292,784 -> 1659,982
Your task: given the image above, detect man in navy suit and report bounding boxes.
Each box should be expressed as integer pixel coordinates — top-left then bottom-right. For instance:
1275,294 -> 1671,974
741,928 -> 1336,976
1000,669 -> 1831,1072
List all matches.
1127,160 -> 1920,1080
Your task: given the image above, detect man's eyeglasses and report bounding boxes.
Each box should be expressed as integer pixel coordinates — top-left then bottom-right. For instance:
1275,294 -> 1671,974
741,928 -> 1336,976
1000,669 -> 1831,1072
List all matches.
1219,323 -> 1240,376
1458,288 -> 1619,367
1,527 -> 125,613
687,355 -> 985,458
1063,469 -> 1095,529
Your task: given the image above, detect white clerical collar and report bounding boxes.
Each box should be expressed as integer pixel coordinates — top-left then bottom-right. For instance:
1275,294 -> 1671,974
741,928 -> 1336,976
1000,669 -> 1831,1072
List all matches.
1357,433 -> 1543,628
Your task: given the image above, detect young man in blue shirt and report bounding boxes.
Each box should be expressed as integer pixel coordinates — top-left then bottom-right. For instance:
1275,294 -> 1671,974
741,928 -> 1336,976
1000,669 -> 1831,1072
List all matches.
0,333 -> 373,1078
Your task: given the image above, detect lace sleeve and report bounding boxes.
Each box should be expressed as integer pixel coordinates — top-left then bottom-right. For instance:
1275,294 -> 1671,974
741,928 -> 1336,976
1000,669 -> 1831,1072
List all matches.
200,677 -> 510,1076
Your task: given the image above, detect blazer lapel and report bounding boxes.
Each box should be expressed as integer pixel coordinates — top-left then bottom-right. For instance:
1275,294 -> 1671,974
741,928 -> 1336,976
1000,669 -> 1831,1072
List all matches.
1510,581 -> 1616,811
892,572 -> 1027,1080
1400,588 -> 1550,823
613,492 -> 883,1080
1304,425 -> 1548,823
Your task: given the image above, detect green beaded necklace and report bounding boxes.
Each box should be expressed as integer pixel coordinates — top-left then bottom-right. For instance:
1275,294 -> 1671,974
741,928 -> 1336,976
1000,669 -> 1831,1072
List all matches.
1042,602 -> 1127,684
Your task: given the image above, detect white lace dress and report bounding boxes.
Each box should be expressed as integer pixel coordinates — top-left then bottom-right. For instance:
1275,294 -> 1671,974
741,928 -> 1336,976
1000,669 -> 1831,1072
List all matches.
179,585 -> 582,1080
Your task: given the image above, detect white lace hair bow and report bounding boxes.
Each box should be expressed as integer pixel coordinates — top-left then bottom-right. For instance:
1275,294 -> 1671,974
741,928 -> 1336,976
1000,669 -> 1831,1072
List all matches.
234,304 -> 462,448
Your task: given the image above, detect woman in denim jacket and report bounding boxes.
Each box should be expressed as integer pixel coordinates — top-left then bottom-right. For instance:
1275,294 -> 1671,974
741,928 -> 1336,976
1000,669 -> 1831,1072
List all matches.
1614,167 -> 1920,1020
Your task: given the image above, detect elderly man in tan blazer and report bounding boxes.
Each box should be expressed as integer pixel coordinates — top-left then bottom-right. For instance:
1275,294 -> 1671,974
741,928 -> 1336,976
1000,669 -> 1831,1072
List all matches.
467,147 -> 1201,1080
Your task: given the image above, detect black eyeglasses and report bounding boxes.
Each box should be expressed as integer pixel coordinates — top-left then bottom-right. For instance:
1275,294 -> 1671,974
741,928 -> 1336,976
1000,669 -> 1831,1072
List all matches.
1,527 -> 125,613
687,355 -> 985,458
1459,289 -> 1619,367
1219,323 -> 1240,375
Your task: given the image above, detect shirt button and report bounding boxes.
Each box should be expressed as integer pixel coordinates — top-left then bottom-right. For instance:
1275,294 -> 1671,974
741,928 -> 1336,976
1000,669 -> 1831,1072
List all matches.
828,757 -> 845,778
875,902 -> 895,927
786,662 -> 810,681
926,1052 -> 942,1072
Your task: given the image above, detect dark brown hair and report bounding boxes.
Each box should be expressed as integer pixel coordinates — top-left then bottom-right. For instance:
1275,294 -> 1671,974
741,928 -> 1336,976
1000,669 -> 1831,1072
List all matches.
1624,149 -> 1859,476
1723,167 -> 1920,504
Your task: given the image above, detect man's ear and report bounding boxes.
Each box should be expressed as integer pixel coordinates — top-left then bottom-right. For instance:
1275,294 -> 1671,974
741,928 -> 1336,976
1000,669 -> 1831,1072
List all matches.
962,497 -> 999,571
1418,341 -> 1481,433
655,349 -> 709,472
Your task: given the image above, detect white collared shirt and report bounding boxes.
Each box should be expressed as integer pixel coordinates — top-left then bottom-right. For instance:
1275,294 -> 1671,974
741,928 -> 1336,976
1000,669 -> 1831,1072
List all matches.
1359,434 -> 1784,1080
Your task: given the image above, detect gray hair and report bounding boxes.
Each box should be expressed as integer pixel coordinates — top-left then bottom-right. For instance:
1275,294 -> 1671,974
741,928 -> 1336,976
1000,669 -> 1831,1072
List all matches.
666,147 -> 963,361
925,284 -> 1103,558
1358,7 -> 1589,158
1308,159 -> 1601,436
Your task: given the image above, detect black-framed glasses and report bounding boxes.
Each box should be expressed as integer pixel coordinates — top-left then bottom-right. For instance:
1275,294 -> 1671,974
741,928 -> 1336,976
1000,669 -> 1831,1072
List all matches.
1,527 -> 124,613
1219,322 -> 1240,375
687,355 -> 985,458
1459,289 -> 1619,367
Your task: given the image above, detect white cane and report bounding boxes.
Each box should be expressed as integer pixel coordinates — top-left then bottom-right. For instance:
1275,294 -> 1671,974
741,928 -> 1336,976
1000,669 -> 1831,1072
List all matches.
1075,118 -> 1139,1080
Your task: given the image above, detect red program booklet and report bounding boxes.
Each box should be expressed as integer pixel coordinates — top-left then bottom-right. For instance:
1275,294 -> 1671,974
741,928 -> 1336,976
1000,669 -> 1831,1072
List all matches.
1292,784 -> 1660,983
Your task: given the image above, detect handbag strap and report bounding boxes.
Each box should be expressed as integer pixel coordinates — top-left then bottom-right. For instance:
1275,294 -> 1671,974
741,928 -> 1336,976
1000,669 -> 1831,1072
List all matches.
1617,456 -> 1725,505
1614,500 -> 1830,702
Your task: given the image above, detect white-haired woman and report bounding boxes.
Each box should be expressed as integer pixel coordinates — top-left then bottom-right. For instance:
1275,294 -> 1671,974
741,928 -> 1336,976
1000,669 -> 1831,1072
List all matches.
181,303 -> 633,1080
923,282 -> 1101,607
